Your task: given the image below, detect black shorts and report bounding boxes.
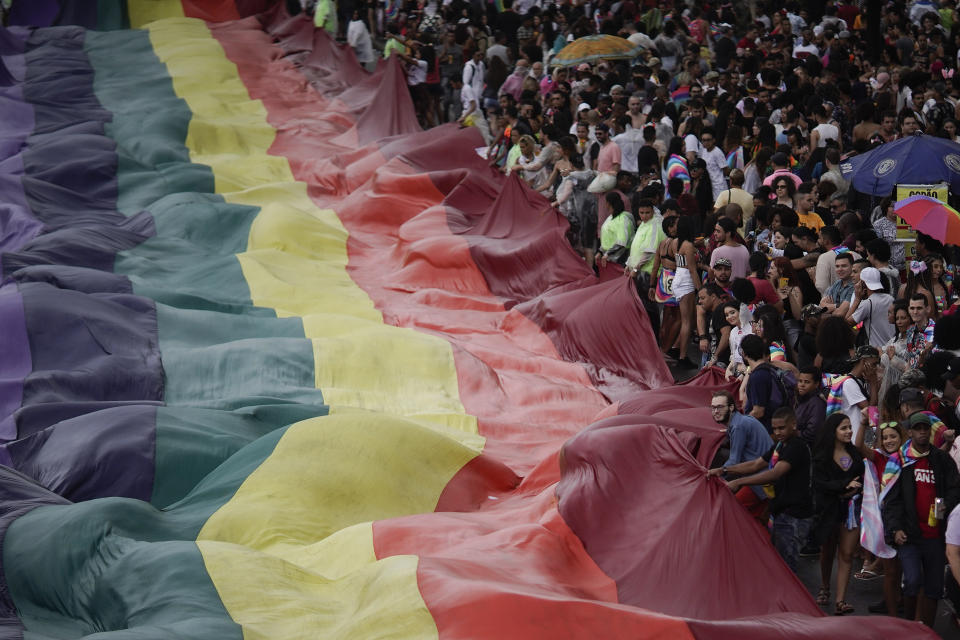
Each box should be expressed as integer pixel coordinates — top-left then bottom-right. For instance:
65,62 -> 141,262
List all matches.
408,83 -> 428,105
425,82 -> 443,96
579,212 -> 598,251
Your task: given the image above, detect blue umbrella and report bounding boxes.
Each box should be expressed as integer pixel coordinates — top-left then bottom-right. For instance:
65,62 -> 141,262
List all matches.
839,133 -> 960,195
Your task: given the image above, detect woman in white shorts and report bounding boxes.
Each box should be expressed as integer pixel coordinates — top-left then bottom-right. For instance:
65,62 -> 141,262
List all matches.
672,216 -> 701,368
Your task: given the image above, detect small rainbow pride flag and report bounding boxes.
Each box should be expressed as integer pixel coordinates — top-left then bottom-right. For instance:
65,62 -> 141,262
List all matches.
671,86 -> 690,104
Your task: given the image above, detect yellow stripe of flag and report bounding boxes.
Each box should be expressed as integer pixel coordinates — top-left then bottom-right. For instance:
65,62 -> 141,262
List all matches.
144,17 -> 481,638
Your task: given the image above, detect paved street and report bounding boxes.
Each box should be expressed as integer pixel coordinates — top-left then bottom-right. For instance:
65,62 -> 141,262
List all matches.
796,554 -> 960,638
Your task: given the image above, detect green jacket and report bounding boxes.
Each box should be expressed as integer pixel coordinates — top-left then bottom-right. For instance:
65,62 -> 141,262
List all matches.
600,211 -> 636,253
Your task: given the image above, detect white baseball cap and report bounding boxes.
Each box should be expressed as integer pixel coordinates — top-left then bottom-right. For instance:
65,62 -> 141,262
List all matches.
860,267 -> 883,291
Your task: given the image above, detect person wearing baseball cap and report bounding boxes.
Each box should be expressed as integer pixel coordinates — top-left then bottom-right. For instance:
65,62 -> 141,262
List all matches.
828,344 -> 880,442
795,304 -> 827,369
848,267 -> 894,348
800,304 -> 826,321
710,257 -> 734,295
885,386 -> 960,628
942,357 -> 960,387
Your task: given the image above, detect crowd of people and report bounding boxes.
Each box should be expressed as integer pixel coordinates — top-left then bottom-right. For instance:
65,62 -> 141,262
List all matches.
323,0 -> 960,628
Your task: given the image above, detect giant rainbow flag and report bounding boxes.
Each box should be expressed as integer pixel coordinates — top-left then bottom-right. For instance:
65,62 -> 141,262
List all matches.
0,2 -> 935,638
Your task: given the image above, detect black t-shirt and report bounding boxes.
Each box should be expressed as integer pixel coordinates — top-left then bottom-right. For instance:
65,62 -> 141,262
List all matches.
714,36 -> 735,69
764,435 -> 813,518
637,145 -> 659,176
497,10 -> 523,45
796,332 -> 816,369
708,306 -> 730,363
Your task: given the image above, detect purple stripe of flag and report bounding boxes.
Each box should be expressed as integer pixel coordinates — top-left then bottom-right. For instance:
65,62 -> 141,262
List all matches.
0,283 -> 32,441
0,27 -> 43,259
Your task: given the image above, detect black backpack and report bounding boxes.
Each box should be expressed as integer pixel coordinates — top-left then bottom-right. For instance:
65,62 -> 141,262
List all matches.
755,362 -> 798,410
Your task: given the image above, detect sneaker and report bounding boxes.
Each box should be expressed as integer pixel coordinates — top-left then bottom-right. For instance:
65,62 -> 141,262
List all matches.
675,357 -> 697,369
666,347 -> 681,360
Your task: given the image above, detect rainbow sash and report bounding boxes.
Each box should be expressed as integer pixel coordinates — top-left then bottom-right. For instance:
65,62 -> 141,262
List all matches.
655,267 -> 678,306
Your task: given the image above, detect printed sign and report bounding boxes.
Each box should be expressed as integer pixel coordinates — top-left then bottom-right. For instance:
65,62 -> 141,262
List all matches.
895,183 -> 949,258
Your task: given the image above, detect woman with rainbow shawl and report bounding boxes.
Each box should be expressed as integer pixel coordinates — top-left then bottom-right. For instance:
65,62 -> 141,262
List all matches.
855,420 -> 905,617
662,137 -> 690,193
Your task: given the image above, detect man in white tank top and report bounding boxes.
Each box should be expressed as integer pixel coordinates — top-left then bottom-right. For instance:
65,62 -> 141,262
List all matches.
809,104 -> 841,150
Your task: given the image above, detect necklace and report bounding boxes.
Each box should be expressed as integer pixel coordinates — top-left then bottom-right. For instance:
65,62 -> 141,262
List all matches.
838,455 -> 852,470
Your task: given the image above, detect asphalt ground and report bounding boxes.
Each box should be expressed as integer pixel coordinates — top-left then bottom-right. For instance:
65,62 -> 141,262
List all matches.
794,552 -> 960,637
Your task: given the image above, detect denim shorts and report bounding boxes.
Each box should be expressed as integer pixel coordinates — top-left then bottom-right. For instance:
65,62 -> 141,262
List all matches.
900,537 -> 946,598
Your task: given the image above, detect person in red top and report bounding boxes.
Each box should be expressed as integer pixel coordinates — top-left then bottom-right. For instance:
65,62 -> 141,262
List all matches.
883,388 -> 960,628
747,251 -> 785,313
835,0 -> 859,28
737,25 -> 759,52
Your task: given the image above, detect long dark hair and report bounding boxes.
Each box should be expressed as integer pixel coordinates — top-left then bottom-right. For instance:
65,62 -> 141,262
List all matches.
815,315 -> 855,361
664,136 -> 685,170
676,215 -> 696,246
756,121 -> 777,149
755,305 -> 796,364
814,412 -> 851,462
903,259 -> 934,299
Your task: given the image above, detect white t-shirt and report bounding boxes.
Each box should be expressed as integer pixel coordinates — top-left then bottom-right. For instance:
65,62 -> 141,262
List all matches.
462,59 -> 485,97
406,59 -> 428,86
793,42 -> 819,58
683,133 -> 702,157
460,83 -> 479,115
851,293 -> 895,347
613,127 -> 644,173
699,145 -> 728,200
840,377 -> 867,441
729,324 -> 753,365
946,499 -> 960,546
347,19 -> 374,64
813,122 -> 839,148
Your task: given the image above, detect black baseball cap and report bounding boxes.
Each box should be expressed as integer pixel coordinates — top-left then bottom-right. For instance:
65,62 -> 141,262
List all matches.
942,356 -> 960,382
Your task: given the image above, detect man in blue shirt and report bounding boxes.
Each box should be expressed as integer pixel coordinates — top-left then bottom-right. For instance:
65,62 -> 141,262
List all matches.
821,252 -> 856,317
708,389 -> 773,523
709,390 -> 773,469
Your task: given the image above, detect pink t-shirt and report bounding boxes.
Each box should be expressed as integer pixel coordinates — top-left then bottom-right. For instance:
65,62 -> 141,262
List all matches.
597,141 -> 622,173
711,244 -> 751,279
